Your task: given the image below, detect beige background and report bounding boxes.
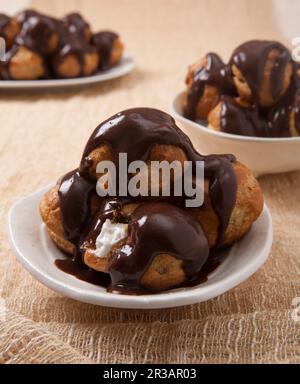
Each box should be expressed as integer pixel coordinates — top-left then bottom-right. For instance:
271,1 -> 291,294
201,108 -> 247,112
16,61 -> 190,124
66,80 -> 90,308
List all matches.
0,0 -> 299,363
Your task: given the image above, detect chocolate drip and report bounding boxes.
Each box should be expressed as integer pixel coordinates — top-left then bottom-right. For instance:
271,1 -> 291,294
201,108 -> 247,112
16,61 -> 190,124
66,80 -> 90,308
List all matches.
51,22 -> 94,78
0,14 -> 10,37
108,202 -> 209,293
58,169 -> 95,244
55,259 -> 111,287
15,14 -> 57,56
230,40 -> 292,103
184,53 -> 235,120
218,96 -> 270,137
218,91 -> 300,138
265,86 -> 299,137
62,12 -> 90,39
294,97 -> 300,135
91,31 -> 118,70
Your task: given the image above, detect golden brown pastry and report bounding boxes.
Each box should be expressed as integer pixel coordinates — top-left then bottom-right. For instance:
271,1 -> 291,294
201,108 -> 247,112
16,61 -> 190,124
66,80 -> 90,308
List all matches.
51,35 -> 99,78
40,108 -> 264,294
189,161 -> 263,248
208,92 -> 300,138
207,96 -> 268,137
230,40 -> 293,108
1,45 -> 46,80
183,53 -> 234,121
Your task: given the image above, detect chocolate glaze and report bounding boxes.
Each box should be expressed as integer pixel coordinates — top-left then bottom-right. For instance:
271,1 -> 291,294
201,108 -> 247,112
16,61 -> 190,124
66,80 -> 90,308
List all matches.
58,169 -> 95,244
184,53 -> 235,120
218,96 -> 270,137
91,31 -> 118,70
1,11 -> 58,79
217,87 -> 300,138
230,40 -> 292,103
15,9 -> 41,26
62,12 -> 90,39
80,108 -> 236,246
0,14 -> 10,38
15,14 -> 57,56
57,108 -> 237,293
55,242 -> 228,293
266,85 -> 300,137
51,20 -> 97,78
108,202 -> 209,293
294,95 -> 300,135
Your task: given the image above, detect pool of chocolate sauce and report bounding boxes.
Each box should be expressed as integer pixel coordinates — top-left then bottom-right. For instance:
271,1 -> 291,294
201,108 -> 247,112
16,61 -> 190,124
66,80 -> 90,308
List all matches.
55,248 -> 227,295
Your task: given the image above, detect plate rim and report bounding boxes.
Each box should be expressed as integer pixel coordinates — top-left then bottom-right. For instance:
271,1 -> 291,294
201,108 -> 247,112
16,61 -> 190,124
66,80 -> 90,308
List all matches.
0,55 -> 135,89
8,185 -> 273,309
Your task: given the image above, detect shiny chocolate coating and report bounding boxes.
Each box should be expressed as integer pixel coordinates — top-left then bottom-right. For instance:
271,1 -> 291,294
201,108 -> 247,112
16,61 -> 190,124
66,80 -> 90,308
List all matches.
57,108 -> 237,292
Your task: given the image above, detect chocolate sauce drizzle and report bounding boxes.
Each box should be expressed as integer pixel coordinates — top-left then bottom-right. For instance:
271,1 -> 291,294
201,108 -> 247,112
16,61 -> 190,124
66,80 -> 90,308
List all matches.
51,23 -> 97,78
218,96 -> 270,137
184,53 -> 235,120
57,108 -> 237,293
62,12 -> 90,39
218,86 -> 300,138
108,202 -> 209,293
91,31 -> 118,70
230,40 -> 292,103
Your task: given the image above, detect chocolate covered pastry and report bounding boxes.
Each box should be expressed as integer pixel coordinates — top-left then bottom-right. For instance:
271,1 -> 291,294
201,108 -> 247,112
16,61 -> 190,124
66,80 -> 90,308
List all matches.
0,9 -> 124,80
0,13 -> 20,50
40,108 -> 263,294
184,53 -> 235,121
91,31 -> 123,70
183,40 -> 300,137
62,12 -> 92,41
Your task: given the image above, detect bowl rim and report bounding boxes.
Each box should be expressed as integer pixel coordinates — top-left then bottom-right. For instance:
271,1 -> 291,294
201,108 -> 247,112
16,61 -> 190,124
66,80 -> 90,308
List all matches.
171,91 -> 300,144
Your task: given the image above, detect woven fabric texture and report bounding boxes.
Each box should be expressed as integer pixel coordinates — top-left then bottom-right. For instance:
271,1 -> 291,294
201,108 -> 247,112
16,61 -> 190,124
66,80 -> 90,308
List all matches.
0,0 -> 299,363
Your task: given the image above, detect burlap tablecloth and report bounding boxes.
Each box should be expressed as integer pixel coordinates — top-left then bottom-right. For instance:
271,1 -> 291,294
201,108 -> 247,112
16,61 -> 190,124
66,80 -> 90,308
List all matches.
0,0 -> 299,364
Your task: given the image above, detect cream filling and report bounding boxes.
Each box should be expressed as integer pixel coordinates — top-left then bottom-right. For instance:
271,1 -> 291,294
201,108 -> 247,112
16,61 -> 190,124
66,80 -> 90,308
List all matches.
94,219 -> 128,258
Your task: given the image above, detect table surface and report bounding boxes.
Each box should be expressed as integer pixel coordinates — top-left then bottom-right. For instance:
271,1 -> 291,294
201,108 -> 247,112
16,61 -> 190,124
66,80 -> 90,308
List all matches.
0,0 -> 299,364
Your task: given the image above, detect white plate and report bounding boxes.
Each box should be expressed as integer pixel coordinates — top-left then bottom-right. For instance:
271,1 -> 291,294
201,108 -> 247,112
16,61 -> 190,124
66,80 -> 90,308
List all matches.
171,92 -> 300,177
0,55 -> 135,89
8,185 -> 273,309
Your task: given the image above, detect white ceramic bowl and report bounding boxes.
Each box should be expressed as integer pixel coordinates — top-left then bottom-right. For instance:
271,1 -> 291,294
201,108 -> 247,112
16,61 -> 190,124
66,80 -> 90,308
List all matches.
171,92 -> 300,176
8,185 -> 272,309
0,55 -> 135,89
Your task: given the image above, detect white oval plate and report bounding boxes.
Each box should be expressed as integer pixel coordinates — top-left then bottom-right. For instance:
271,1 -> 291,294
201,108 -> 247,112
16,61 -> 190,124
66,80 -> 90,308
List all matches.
171,92 -> 300,177
8,185 -> 272,309
0,55 -> 135,89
